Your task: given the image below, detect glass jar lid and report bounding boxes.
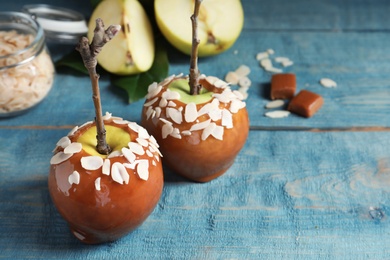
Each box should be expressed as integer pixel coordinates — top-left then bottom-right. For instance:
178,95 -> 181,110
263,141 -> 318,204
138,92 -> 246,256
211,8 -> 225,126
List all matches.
22,4 -> 88,44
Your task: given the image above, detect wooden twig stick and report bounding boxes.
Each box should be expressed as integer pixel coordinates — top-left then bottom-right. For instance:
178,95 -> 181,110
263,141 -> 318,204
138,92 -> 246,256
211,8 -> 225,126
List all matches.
189,0 -> 202,95
76,18 -> 121,155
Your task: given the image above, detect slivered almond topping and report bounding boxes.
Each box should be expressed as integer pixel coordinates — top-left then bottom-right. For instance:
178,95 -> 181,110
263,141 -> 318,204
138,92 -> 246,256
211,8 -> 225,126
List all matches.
265,110 -> 290,118
136,137 -> 149,147
102,112 -> 112,120
64,142 -> 82,154
167,101 -> 177,107
212,125 -> 224,140
68,171 -> 80,185
113,119 -> 129,125
213,92 -> 230,103
146,106 -> 154,120
56,136 -> 71,148
166,107 -> 182,124
221,109 -> 233,129
128,122 -> 140,132
95,177 -> 101,191
122,147 -> 136,163
209,109 -> 222,121
149,135 -> 159,148
108,150 -> 122,158
79,121 -> 93,129
205,75 -> 219,85
138,126 -> 150,139
50,152 -> 73,165
136,160 -> 149,181
229,99 -> 242,113
184,102 -> 198,123
159,74 -> 175,87
162,123 -> 174,139
211,98 -> 220,108
111,162 -> 129,184
144,97 -> 159,107
146,149 -> 153,157
170,128 -> 181,139
102,159 -> 111,175
123,162 -> 136,169
214,79 -> 228,88
159,97 -> 168,107
147,82 -> 158,92
197,103 -> 212,117
162,89 -> 180,100
128,142 -> 145,155
152,160 -> 156,166
155,107 -> 162,118
159,118 -> 172,125
181,130 -> 192,136
81,156 -> 104,171
202,122 -> 216,140
225,71 -> 240,85
190,119 -> 211,131
68,126 -> 79,136
232,90 -> 244,100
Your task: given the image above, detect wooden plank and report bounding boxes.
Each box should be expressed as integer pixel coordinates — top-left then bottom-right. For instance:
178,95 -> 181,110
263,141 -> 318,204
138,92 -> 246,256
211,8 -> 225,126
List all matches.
1,129 -> 389,258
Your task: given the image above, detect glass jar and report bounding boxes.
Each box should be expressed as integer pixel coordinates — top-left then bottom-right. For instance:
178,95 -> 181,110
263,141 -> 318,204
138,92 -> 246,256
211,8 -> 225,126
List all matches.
0,12 -> 55,117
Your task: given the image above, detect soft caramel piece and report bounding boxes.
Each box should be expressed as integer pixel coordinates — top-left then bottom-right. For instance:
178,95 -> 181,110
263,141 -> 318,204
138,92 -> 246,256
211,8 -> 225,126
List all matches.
270,73 -> 296,100
288,90 -> 324,117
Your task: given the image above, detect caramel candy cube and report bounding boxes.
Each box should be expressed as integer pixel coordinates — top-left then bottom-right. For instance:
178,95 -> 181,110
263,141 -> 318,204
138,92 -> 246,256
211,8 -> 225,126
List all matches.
271,73 -> 296,100
288,90 -> 324,117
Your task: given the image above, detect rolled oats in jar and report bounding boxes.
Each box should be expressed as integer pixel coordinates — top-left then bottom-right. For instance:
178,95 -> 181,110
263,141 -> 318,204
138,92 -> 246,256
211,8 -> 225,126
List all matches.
0,12 -> 55,117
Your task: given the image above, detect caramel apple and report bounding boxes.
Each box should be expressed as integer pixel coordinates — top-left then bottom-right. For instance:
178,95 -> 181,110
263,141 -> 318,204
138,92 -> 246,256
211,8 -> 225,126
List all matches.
49,114 -> 163,244
141,75 -> 249,182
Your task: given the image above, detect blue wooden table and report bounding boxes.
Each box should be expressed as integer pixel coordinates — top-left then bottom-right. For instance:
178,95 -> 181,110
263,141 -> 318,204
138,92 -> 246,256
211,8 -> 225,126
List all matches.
1,0 -> 390,258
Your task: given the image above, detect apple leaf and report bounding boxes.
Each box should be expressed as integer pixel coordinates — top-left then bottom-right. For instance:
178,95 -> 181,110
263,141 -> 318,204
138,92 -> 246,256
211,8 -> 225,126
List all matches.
110,43 -> 169,103
55,50 -> 89,75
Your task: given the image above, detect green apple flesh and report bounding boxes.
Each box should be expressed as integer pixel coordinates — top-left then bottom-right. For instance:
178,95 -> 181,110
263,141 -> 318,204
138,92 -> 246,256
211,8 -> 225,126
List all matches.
155,0 -> 244,56
88,0 -> 154,75
168,79 -> 213,104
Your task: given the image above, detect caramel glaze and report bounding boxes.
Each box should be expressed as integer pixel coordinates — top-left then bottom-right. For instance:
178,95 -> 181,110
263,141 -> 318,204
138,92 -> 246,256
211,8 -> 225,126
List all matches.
141,77 -> 250,182
48,121 -> 164,244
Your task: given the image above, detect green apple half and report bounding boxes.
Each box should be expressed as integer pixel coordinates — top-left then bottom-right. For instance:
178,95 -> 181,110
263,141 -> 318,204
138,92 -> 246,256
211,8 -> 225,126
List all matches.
88,0 -> 155,75
155,0 -> 244,56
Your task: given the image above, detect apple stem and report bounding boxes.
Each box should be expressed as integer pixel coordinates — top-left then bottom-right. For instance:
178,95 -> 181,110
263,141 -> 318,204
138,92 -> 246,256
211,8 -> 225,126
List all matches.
189,0 -> 203,95
76,18 -> 121,155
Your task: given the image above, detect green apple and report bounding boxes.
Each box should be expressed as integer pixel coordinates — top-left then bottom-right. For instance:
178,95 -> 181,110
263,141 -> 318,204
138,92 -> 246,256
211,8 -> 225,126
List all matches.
168,79 -> 213,104
155,0 -> 244,56
88,0 -> 155,75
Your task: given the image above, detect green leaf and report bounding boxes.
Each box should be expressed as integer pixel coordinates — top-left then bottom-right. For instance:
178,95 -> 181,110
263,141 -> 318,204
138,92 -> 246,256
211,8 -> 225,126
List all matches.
55,50 -> 89,75
90,0 -> 102,9
111,42 -> 169,103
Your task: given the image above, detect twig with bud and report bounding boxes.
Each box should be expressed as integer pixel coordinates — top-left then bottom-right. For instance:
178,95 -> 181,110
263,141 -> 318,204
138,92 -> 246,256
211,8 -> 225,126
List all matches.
189,0 -> 203,95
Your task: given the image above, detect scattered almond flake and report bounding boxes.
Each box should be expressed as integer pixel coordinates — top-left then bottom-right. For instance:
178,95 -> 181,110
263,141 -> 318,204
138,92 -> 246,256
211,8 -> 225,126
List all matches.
197,103 -> 212,117
108,150 -> 122,158
148,135 -> 159,148
147,84 -> 162,99
209,109 -> 222,121
162,89 -> 180,100
238,88 -> 249,100
211,98 -> 220,108
68,171 -> 80,185
264,66 -> 283,73
162,123 -> 174,139
235,65 -> 250,77
320,78 -> 337,88
265,99 -> 285,109
136,160 -> 149,181
159,97 -> 168,107
50,152 -> 73,165
67,126 -> 79,136
72,231 -> 85,241
123,162 -> 136,169
138,126 -> 150,139
282,60 -> 293,67
155,107 -> 162,118
152,160 -> 156,166
167,101 -> 177,107
102,112 -> 112,121
212,125 -> 224,140
81,156 -> 104,171
178,106 -> 183,112
202,122 -> 216,140
260,58 -> 272,69
238,77 -> 251,89
225,71 -> 240,85
147,82 -> 158,92
146,149 -> 153,158
190,119 -> 211,131
122,147 -> 136,163
221,109 -> 233,129
56,136 -> 71,148
232,90 -> 244,100
170,127 -> 182,139
128,122 -> 140,133
146,106 -> 154,120
256,51 -> 269,61
159,118 -> 172,125
181,130 -> 192,136
95,177 -> 101,191
144,97 -> 159,107
213,92 -> 230,103
184,102 -> 198,123
267,48 -> 275,55
63,142 -> 82,154
274,57 -> 290,63
128,142 -> 145,155
229,99 -> 243,113
166,107 -> 183,124
111,162 -> 129,184
155,154 -> 160,162
136,137 -> 149,147
102,159 -> 111,175
214,79 -> 228,89
265,110 -> 290,118
149,142 -> 162,157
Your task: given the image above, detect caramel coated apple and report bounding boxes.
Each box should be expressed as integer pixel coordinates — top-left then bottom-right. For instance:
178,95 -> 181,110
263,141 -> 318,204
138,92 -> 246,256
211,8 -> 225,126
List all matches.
49,113 -> 163,244
141,75 -> 249,182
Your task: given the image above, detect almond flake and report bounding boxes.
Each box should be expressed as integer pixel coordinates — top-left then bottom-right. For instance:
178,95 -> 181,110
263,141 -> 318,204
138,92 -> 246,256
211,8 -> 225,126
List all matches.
205,76 -> 219,85
170,127 -> 182,139
167,101 -> 176,107
152,160 -> 157,166
138,126 -> 150,139
184,102 -> 198,123
202,122 -> 216,140
209,109 -> 222,121
113,119 -> 129,125
260,58 -> 272,69
197,103 -> 212,117
128,142 -> 145,155
159,97 -> 168,107
166,107 -> 182,124
102,112 -> 112,120
50,152 -> 73,165
56,136 -> 71,148
265,110 -> 290,118
265,99 -> 285,109
147,82 -> 158,92
144,97 -> 159,107
159,74 -> 175,87
148,135 -> 159,148
102,159 -> 111,175
238,77 -> 251,89
221,109 -> 233,129
79,121 -> 93,129
162,89 -> 180,100
282,60 -> 293,67
128,122 -> 140,133
67,126 -> 78,136
146,106 -> 154,120
95,177 -> 101,191
122,147 -> 136,163
146,149 -> 153,157
64,142 -> 82,154
213,92 -> 230,103
214,79 -> 228,89
235,65 -> 250,77
136,137 -> 149,147
256,52 -> 269,61
155,154 -> 160,162
136,160 -> 149,181
267,48 -> 275,55
229,99 -> 243,113
81,156 -> 103,171
111,162 -> 129,184
190,119 -> 211,131
212,125 -> 224,140
123,162 -> 136,169
274,57 -> 290,63
68,171 -> 80,185
265,66 -> 283,73
320,78 -> 337,88
108,150 -> 122,158
159,118 -> 172,125
181,130 -> 192,136
225,71 -> 240,85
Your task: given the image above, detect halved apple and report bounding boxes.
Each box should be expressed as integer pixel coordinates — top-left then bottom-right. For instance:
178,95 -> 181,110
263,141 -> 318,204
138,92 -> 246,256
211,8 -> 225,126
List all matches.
155,0 -> 244,56
88,0 -> 155,75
